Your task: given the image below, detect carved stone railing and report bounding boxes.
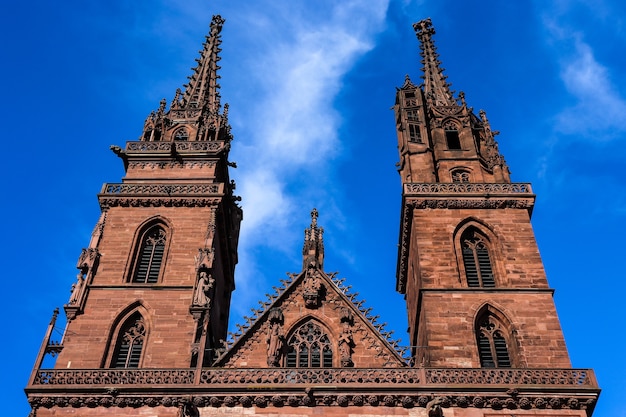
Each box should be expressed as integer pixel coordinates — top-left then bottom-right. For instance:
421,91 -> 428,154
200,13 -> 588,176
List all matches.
33,369 -> 195,385
425,368 -> 593,386
100,183 -> 221,196
125,141 -> 225,153
404,183 -> 533,195
30,367 -> 596,388
200,368 -> 421,385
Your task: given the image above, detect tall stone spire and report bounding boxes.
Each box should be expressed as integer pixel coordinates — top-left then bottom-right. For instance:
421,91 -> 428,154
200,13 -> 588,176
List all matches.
413,18 -> 456,106
181,14 -> 224,112
302,208 -> 324,270
139,15 -> 230,143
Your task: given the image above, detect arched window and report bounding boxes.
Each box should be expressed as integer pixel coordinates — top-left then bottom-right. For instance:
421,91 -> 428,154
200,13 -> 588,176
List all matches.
173,128 -> 188,141
132,225 -> 166,284
461,228 -> 495,287
476,309 -> 512,368
451,168 -> 470,183
286,321 -> 333,368
443,120 -> 461,150
111,312 -> 145,368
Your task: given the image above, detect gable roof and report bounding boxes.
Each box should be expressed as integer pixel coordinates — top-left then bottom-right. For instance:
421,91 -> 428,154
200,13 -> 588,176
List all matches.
214,264 -> 407,368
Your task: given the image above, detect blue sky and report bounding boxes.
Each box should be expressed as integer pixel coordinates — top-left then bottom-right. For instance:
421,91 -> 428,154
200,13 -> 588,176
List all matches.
2,1 -> 624,415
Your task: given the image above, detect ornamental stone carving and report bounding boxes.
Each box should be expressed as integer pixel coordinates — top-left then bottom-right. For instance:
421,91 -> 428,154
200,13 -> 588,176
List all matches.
302,263 -> 324,308
192,271 -> 214,308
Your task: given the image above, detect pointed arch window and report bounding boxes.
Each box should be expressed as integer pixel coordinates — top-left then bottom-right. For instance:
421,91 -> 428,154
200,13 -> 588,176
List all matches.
476,311 -> 512,368
174,128 -> 189,141
451,169 -> 470,183
132,225 -> 166,284
461,228 -> 495,288
443,120 -> 461,150
111,313 -> 145,368
286,321 -> 333,368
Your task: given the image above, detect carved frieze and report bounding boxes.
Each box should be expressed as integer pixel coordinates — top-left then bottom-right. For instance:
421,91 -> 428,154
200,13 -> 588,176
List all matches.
127,161 -> 217,169
99,197 -> 222,209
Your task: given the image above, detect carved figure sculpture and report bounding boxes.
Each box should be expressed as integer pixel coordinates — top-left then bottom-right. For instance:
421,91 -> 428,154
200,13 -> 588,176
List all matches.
303,263 -> 323,308
338,329 -> 354,367
68,273 -> 85,305
192,271 -> 214,307
266,323 -> 284,367
266,308 -> 285,367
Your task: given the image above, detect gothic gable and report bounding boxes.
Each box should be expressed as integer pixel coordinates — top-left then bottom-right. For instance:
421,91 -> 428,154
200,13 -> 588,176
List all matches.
215,264 -> 406,368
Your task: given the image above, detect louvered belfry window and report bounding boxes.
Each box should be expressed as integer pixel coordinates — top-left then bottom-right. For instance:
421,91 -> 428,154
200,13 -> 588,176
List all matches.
111,313 -> 145,368
132,226 -> 166,284
286,321 -> 333,368
462,230 -> 495,288
477,315 -> 511,368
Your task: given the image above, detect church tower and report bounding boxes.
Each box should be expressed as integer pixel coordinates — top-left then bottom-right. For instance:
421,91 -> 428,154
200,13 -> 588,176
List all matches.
26,16 -> 599,417
395,18 -> 574,370
33,14 -> 241,376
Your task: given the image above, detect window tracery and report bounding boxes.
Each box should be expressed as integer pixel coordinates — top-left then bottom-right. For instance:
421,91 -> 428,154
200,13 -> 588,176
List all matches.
111,313 -> 145,368
461,228 -> 495,287
286,321 -> 332,368
132,225 -> 166,284
173,128 -> 189,141
451,169 -> 470,183
476,311 -> 512,368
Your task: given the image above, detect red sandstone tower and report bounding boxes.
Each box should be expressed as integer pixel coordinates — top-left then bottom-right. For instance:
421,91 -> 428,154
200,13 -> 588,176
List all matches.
25,16 -> 599,417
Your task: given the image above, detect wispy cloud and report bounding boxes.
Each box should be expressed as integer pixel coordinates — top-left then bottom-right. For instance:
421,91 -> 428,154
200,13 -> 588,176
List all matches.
224,1 -> 390,313
541,7 -> 626,139
556,37 -> 626,136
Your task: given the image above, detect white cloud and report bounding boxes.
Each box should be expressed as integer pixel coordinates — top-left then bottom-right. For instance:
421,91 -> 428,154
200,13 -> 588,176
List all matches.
556,38 -> 626,136
221,1 -> 389,314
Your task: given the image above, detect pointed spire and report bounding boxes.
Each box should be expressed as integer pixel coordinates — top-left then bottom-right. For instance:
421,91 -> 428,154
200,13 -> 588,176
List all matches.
413,18 -> 456,106
138,15 -> 231,143
302,208 -> 324,270
182,14 -> 224,113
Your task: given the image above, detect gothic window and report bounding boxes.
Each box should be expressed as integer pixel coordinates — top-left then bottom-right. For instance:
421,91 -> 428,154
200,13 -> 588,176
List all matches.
461,228 -> 495,287
111,313 -> 145,368
443,120 -> 461,149
408,124 -> 422,143
407,109 -> 419,121
476,311 -> 512,368
131,225 -> 166,284
451,169 -> 470,183
286,321 -> 333,368
173,128 -> 189,141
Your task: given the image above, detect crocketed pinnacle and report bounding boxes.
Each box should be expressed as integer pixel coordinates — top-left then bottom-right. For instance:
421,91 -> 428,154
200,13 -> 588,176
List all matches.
413,18 -> 456,106
181,14 -> 225,113
302,208 -> 324,270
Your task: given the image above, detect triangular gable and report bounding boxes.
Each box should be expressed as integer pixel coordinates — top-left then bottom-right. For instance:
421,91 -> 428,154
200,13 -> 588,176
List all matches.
215,264 -> 407,368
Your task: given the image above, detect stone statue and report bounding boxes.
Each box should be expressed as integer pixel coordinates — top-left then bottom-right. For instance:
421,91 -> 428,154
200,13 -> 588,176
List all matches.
266,322 -> 284,367
192,271 -> 214,307
338,329 -> 354,367
69,272 -> 85,305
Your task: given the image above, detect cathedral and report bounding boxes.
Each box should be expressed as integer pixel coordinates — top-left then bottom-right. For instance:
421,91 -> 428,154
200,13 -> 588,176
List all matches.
25,15 -> 599,417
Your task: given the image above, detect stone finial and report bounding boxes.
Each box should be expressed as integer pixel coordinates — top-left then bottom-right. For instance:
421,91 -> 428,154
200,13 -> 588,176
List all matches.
302,208 -> 324,270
